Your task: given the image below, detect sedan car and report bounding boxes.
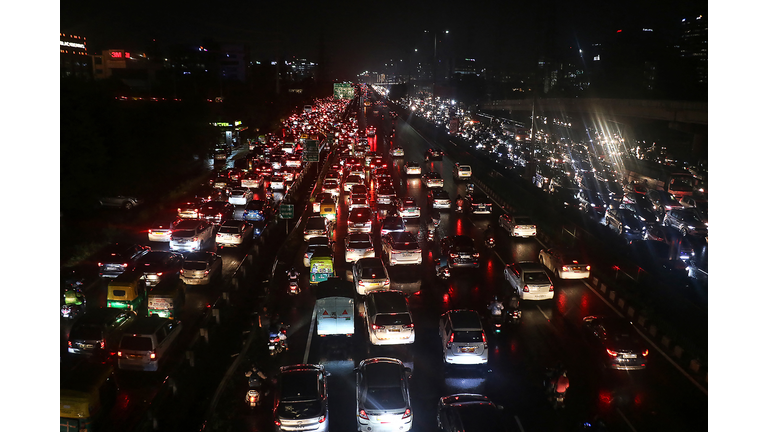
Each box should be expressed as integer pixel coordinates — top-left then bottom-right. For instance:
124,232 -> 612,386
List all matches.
390,146 -> 405,157
133,251 -> 184,287
243,199 -> 271,222
429,189 -> 451,210
499,214 -> 536,237
663,208 -> 707,237
404,161 -> 422,176
503,262 -> 554,300
538,248 -> 590,279
345,233 -> 375,263
147,218 -> 183,242
355,358 -> 413,432
582,315 -> 648,370
380,216 -> 406,236
169,219 -> 215,252
274,364 -> 330,432
180,251 -> 222,285
437,394 -> 509,432
216,220 -> 254,248
199,201 -> 235,224
177,198 -> 206,219
421,171 -> 444,188
353,257 -> 391,295
97,243 -> 151,278
228,187 -> 254,206
440,236 -> 479,268
99,195 -> 142,210
376,185 -> 397,205
321,178 -> 341,197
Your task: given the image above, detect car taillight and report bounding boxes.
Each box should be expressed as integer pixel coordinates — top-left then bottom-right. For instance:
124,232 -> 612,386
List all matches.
642,349 -> 649,357
156,272 -> 163,277
358,280 -> 365,286
402,408 -> 412,419
372,324 -> 384,330
249,395 -> 256,403
515,225 -> 520,229
482,332 -> 487,345
179,269 -> 184,274
68,340 -> 72,347
403,323 -> 414,329
562,266 -> 570,272
586,265 -> 591,270
204,270 -> 210,275
150,351 -> 156,359
274,419 -> 282,426
384,279 -> 390,286
549,285 -> 554,292
472,252 -> 479,258
318,415 -> 326,423
450,253 -> 459,258
98,262 -> 102,267
606,349 -> 619,357
122,263 -> 128,267
366,248 -> 374,252
359,409 -> 369,420
523,285 -> 529,292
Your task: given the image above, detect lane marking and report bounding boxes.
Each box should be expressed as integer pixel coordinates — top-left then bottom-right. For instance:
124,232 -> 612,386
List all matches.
514,415 -> 525,432
536,305 -> 551,321
303,304 -> 317,364
617,408 -> 638,432
579,280 -> 708,396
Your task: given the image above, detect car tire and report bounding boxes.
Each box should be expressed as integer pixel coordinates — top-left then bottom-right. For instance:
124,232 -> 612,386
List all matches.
123,201 -> 134,210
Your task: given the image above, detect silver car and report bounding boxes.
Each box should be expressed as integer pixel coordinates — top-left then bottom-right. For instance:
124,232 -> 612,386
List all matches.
216,220 -> 254,248
438,310 -> 488,366
274,364 -> 330,432
180,251 -> 222,285
170,219 -> 215,252
355,357 -> 413,432
345,233 -> 375,263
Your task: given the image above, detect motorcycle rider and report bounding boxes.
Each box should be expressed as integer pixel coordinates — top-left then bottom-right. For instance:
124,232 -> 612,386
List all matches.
287,267 -> 300,281
455,195 -> 464,212
245,363 -> 267,388
487,296 -> 504,316
484,226 -> 495,244
555,370 -> 570,395
63,288 -> 85,306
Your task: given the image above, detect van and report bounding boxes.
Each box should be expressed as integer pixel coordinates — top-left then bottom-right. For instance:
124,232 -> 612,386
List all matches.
363,290 -> 415,345
453,163 -> 472,180
117,316 -> 183,371
107,270 -> 147,312
315,278 -> 355,337
68,308 -> 137,357
60,362 -> 117,432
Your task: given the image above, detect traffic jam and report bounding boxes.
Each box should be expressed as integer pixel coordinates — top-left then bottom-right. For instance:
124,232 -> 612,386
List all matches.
60,84 -> 706,432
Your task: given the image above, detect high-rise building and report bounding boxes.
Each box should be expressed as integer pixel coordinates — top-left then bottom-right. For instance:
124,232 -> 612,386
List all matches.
60,33 -> 91,78
679,15 -> 707,85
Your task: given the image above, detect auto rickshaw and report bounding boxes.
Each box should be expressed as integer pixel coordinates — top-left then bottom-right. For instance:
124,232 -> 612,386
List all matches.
319,199 -> 337,223
147,275 -> 185,319
107,269 -> 147,312
309,253 -> 335,285
60,362 -> 117,432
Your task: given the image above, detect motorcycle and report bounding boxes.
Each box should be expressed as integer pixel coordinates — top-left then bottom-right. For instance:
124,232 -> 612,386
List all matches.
466,183 -> 475,194
489,312 -> 505,333
543,369 -> 568,409
508,308 -> 522,324
268,325 -> 288,355
61,303 -> 84,320
485,236 -> 495,249
426,227 -> 435,243
245,369 -> 268,408
436,264 -> 451,280
287,272 -> 300,295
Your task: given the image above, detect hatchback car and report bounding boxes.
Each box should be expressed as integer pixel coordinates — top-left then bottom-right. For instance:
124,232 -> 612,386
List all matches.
180,251 -> 222,285
376,185 -> 397,205
538,248 -> 590,279
345,233 -> 375,263
363,291 -> 416,345
468,195 -> 493,214
437,394 -> 509,432
583,316 -> 648,370
438,310 -> 488,366
267,175 -> 286,191
503,262 -> 554,300
440,236 -> 479,268
429,189 -> 452,210
216,220 -> 254,248
170,219 -> 215,252
347,208 -> 374,234
499,214 -> 537,238
228,187 -> 253,206
274,364 -> 330,432
422,171 -> 444,188
349,196 -> 370,210
355,358 -> 413,432
382,232 -> 422,266
380,216 -> 406,236
353,257 -> 391,295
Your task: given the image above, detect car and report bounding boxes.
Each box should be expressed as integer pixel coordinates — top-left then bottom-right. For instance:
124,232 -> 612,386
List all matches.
243,199 -> 272,222
425,148 -> 444,161
347,207 -> 374,234
421,171 -> 444,188
321,178 -> 341,197
577,189 -> 607,217
97,243 -> 151,278
363,291 -> 416,345
345,233 -> 375,263
99,195 -> 142,210
347,184 -> 369,204
437,394 -> 509,432
380,216 -> 406,236
626,239 -> 689,277
440,236 -> 479,268
366,126 -> 376,137
663,208 -> 707,237
438,310 -> 488,366
170,219 -> 215,252
503,262 -> 554,300
199,201 -> 235,224
216,220 -> 254,248
643,226 -> 697,261
382,232 -> 422,266
344,174 -> 365,192
147,218 -> 183,242
117,316 -> 183,371
396,197 -> 420,219
376,184 -> 397,205
538,248 -> 590,279
304,216 -> 331,241
266,175 -> 286,191
452,163 -> 472,180
618,200 -> 658,224
467,195 -> 493,214
212,175 -> 230,189
180,251 -> 222,285
228,187 -> 254,206
305,237 -> 333,267
273,364 -> 330,432
352,257 -> 390,295
390,146 -> 405,157
582,315 -> 648,370
240,172 -> 263,189
355,357 -> 413,432
349,196 -> 370,210
67,308 -> 137,357
177,198 -> 206,219
499,214 -> 536,237
404,161 -> 422,176
429,189 -> 451,210
646,189 -> 684,218
605,208 -> 647,242
133,251 -> 184,287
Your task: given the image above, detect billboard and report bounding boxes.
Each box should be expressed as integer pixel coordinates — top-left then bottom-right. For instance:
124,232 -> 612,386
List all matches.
333,83 -> 354,100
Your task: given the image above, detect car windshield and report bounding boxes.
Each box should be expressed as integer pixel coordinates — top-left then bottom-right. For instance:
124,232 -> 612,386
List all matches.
183,261 -> 208,270
361,267 -> 385,279
394,241 -> 418,250
173,230 -> 196,238
375,313 -> 411,326
452,330 -> 483,343
246,201 -> 264,210
277,401 -> 322,419
523,271 -> 550,284
70,325 -> 101,341
516,217 -> 533,225
219,226 -> 240,234
349,241 -> 372,249
364,386 -> 405,410
307,219 -> 326,230
120,336 -> 153,351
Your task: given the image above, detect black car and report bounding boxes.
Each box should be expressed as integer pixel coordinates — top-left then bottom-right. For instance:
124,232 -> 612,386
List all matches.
132,251 -> 184,287
439,235 -> 479,268
97,243 -> 151,278
273,364 -> 330,431
582,316 -> 648,371
437,394 -> 509,432
425,148 -> 444,161
199,201 -> 235,224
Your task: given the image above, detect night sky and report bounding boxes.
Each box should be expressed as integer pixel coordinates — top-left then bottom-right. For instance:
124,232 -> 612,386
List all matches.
60,0 -> 705,79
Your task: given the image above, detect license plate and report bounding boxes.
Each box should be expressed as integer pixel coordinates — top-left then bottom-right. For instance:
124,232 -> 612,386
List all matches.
460,347 -> 476,353
389,328 -> 401,332
129,354 -> 142,359
624,353 -> 637,359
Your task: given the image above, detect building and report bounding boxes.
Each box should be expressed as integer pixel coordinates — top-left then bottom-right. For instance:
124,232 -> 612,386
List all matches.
92,49 -> 160,92
218,44 -> 248,82
60,33 -> 92,78
679,15 -> 707,85
284,58 -> 318,82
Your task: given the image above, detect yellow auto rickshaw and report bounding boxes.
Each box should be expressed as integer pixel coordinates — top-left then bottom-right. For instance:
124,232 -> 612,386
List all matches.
309,250 -> 335,285
319,199 -> 337,222
107,270 -> 147,312
60,362 -> 117,432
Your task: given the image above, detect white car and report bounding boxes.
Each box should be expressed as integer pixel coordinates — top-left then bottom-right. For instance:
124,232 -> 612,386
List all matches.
348,196 -> 370,210
404,162 -> 422,176
321,178 -> 341,197
538,248 -> 591,280
390,146 -> 405,157
397,197 -> 420,219
382,232 -> 422,266
344,175 -> 365,192
499,214 -> 537,238
148,218 -> 182,242
228,187 -> 254,206
216,220 -> 254,248
438,310 -> 488,365
503,262 -> 554,300
267,175 -> 285,191
355,357 -> 413,432
352,257 -> 390,295
421,172 -> 444,188
170,219 -> 215,252
345,233 -> 375,263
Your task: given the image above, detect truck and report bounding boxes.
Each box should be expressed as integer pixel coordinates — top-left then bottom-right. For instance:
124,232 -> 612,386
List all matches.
315,278 -> 355,337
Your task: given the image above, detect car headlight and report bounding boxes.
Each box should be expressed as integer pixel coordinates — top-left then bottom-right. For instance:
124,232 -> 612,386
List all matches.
687,225 -> 696,229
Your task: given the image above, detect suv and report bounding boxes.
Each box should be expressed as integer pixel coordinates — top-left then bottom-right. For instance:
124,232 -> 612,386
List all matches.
363,290 -> 415,345
382,232 -> 422,266
345,233 -> 374,263
117,316 -> 182,371
304,216 -> 330,241
438,310 -> 488,366
274,364 -> 330,432
355,358 -> 413,431
452,163 -> 472,180
170,219 -> 215,252
437,394 -> 509,432
503,262 -> 554,300
347,208 -> 373,234
97,243 -> 150,278
440,235 -> 479,268
352,257 -> 390,295
67,308 -> 137,357
605,208 -> 646,242
663,208 -> 707,237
